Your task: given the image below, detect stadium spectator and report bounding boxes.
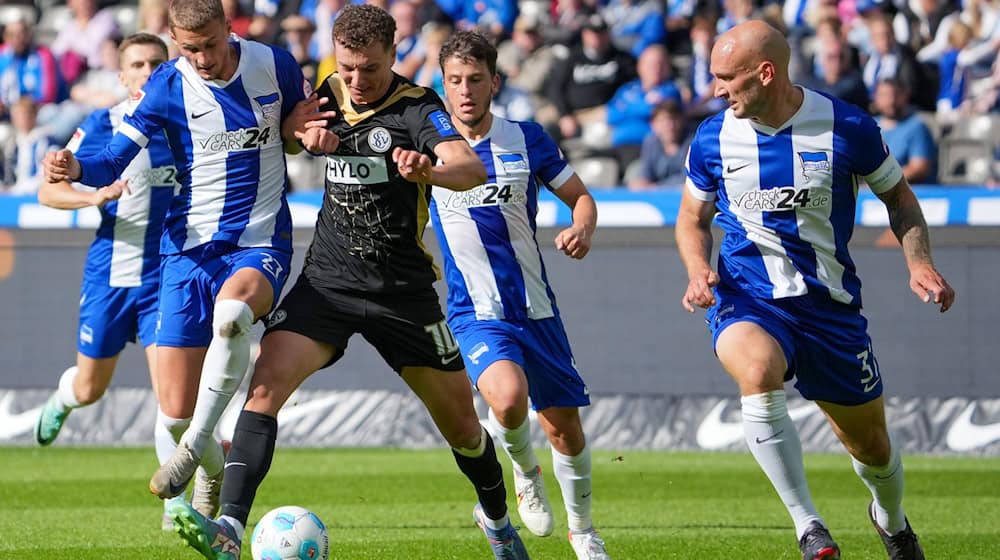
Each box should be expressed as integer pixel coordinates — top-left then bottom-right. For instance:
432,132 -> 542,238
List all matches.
606,44 -> 682,169
874,78 -> 937,184
390,0 -> 426,79
50,0 -> 121,83
164,6 -> 529,560
545,13 -> 635,143
0,18 -> 67,118
138,0 -> 178,58
43,0 -> 322,534
69,36 -> 129,111
684,16 -> 727,118
414,22 -> 452,99
863,14 -> 933,109
936,21 -> 973,117
601,0 -> 666,59
496,14 -> 558,124
805,37 -> 871,110
717,0 -> 757,35
31,35 -> 183,530
545,0 -> 592,46
435,29 -> 610,560
455,0 -> 518,41
281,15 -> 320,85
678,21 -> 952,560
1,97 -> 53,195
628,99 -> 689,190
897,0 -> 958,55
492,72 -> 537,122
665,0 -> 697,53
303,0 -> 348,62
221,0 -> 252,38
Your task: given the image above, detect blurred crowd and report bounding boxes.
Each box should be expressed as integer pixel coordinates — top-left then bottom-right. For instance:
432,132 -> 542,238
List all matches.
0,0 -> 998,194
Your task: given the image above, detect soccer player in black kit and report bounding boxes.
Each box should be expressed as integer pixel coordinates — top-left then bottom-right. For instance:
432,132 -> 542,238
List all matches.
167,5 -> 531,560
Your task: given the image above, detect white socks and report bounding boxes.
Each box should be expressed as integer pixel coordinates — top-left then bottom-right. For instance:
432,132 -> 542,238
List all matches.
551,444 -> 593,533
853,441 -> 906,534
155,409 -> 190,465
183,299 -> 253,471
487,408 -> 540,475
742,390 -> 823,539
54,366 -> 82,411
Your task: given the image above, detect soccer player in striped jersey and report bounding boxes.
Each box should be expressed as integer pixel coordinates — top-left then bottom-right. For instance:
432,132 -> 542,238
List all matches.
434,31 -> 609,560
32,32 -> 185,526
676,21 -> 954,560
163,6 -> 528,560
42,0 -> 330,520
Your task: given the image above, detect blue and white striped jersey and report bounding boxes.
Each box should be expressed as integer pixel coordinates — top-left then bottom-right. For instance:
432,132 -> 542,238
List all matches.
686,87 -> 904,307
430,117 -> 575,322
76,36 -> 308,255
68,97 -> 177,287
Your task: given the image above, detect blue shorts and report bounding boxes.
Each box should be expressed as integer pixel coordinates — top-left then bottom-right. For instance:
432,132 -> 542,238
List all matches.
450,314 -> 590,411
706,288 -> 883,406
157,242 -> 291,347
77,280 -> 159,358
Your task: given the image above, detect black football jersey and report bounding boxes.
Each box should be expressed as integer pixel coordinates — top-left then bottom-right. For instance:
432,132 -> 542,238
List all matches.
303,73 -> 463,293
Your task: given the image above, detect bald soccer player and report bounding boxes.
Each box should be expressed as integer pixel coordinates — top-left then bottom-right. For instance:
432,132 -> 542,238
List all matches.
675,20 -> 953,560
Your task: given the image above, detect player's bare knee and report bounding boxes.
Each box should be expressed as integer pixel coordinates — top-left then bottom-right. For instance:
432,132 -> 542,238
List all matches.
853,431 -> 891,466
443,416 -> 485,449
213,299 -> 254,338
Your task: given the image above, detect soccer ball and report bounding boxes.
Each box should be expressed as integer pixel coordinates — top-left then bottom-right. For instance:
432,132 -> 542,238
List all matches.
251,505 -> 330,560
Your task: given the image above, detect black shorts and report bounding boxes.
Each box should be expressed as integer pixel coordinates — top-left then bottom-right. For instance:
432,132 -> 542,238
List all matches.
264,274 -> 464,373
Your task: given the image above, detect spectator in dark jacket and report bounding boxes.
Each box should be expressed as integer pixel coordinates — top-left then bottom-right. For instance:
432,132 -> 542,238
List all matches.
807,38 -> 871,110
546,13 -> 636,142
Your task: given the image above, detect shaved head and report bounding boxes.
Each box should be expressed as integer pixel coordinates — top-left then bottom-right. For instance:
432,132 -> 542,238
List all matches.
713,20 -> 790,79
709,20 -> 800,125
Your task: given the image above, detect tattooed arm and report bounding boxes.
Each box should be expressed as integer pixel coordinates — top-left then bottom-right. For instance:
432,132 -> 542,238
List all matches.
876,177 -> 956,312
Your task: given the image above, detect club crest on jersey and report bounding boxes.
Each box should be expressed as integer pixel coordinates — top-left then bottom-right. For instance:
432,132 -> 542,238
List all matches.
497,153 -> 528,172
798,151 -> 830,178
255,92 -> 280,123
368,127 -> 392,153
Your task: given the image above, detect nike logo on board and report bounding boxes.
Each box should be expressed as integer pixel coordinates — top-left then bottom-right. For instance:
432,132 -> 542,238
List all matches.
945,402 -> 1000,451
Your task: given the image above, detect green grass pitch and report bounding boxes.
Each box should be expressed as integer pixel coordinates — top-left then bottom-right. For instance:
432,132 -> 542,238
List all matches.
1,447 -> 997,559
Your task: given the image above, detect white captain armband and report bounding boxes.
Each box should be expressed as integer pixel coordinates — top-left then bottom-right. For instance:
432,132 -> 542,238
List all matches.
863,156 -> 904,194
685,177 -> 717,202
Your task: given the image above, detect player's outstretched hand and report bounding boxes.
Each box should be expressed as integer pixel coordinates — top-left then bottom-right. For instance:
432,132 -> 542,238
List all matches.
283,94 -> 337,143
392,147 -> 432,183
909,263 -> 955,312
43,149 -> 81,183
296,127 -> 341,154
92,179 -> 130,206
682,268 -> 719,313
555,224 -> 592,259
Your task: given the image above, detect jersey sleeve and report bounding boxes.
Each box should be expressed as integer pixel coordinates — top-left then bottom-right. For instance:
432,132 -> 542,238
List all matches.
406,88 -> 462,156
65,109 -> 114,191
521,122 -> 573,190
850,114 -> 904,194
685,125 -> 717,201
77,65 -> 172,187
272,46 -> 310,121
